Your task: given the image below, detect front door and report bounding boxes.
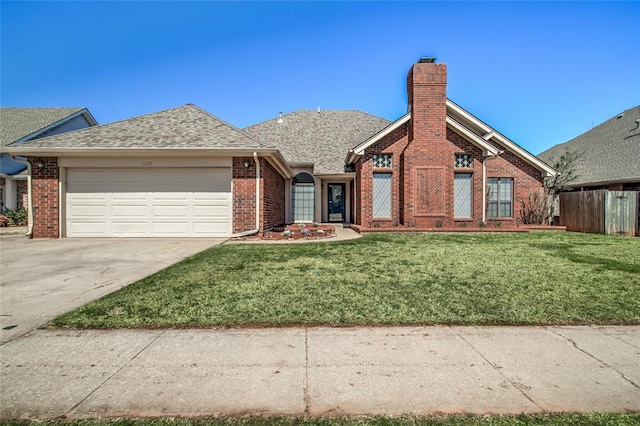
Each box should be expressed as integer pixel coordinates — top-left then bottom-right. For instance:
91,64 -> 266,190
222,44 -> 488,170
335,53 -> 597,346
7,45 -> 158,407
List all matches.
327,183 -> 345,222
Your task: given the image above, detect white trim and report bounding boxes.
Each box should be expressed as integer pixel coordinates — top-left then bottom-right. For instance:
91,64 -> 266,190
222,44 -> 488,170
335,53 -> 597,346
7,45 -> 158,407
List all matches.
5,147 -> 292,179
346,112 -> 411,163
446,116 -> 499,156
10,109 -> 97,145
446,99 -> 557,177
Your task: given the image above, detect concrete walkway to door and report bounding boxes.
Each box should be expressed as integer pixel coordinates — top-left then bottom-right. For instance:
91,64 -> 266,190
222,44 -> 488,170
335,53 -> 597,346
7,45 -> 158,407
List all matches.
0,237 -> 224,344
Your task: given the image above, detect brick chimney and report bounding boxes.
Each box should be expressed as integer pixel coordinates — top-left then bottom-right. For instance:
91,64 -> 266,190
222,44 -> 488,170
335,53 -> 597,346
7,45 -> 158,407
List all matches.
407,57 -> 447,142
401,57 -> 449,225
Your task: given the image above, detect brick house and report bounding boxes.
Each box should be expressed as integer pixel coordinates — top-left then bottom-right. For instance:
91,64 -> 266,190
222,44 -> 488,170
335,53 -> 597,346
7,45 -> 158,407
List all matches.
5,58 -> 556,238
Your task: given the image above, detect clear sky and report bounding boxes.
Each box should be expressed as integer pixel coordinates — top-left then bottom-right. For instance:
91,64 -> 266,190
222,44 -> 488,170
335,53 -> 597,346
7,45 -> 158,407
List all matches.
2,1 -> 639,154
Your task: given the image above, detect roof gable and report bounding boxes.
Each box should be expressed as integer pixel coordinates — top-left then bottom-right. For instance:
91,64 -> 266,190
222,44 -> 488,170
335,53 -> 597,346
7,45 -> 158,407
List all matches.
346,100 -> 556,177
538,105 -> 640,186
245,110 -> 391,175
13,104 -> 265,150
1,107 -> 95,147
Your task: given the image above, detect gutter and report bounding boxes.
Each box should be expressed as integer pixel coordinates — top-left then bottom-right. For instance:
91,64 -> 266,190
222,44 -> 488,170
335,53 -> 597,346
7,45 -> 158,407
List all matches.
10,156 -> 34,237
231,152 -> 261,237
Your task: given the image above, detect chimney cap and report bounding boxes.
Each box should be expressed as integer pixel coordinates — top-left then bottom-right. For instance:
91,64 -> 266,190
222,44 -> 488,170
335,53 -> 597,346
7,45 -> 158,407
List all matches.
418,57 -> 437,63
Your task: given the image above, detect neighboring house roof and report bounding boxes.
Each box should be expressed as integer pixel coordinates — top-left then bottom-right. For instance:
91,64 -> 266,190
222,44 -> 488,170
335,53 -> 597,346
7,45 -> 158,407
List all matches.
347,100 -> 557,177
244,110 -> 391,175
0,107 -> 96,147
10,104 -> 266,150
1,107 -> 97,177
538,105 -> 640,187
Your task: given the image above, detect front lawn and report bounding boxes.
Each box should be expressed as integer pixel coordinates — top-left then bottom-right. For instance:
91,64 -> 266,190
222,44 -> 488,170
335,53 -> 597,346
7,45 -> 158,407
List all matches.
51,232 -> 640,328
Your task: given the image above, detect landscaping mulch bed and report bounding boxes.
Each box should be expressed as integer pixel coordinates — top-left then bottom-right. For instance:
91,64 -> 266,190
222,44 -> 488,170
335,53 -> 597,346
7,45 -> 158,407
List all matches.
263,223 -> 335,240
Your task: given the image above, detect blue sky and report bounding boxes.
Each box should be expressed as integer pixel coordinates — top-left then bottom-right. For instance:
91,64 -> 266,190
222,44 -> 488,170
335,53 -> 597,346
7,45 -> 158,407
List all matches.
2,1 -> 639,154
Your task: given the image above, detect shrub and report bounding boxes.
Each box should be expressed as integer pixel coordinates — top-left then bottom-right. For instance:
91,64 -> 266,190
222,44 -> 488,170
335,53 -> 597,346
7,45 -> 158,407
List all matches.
520,190 -> 547,224
4,207 -> 27,226
435,220 -> 443,228
479,221 -> 487,228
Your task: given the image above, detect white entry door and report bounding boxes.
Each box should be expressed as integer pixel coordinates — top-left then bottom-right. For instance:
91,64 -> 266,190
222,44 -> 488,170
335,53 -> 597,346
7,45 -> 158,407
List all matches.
66,168 -> 232,237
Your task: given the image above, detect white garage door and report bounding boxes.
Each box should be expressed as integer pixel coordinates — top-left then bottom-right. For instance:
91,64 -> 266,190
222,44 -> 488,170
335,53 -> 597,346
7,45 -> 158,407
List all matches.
66,168 -> 232,237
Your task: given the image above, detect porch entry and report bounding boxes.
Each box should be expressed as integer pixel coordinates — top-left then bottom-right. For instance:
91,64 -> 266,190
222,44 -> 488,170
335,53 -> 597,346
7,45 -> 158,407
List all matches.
327,183 -> 345,222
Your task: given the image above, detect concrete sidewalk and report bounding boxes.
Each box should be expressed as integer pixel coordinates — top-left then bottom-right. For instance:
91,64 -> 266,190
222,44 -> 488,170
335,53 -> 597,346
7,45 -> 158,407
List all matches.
1,325 -> 638,420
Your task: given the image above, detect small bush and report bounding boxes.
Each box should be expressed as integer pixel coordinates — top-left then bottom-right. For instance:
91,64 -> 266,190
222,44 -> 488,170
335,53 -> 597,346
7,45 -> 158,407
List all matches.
4,207 -> 27,226
479,221 -> 487,228
435,220 -> 443,228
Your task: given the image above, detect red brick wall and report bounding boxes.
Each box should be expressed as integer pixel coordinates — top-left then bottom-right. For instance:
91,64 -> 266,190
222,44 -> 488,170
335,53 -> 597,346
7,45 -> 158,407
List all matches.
358,124 -> 409,227
486,141 -> 545,225
29,157 -> 59,238
260,158 -> 285,230
233,156 -> 285,235
355,60 -> 546,228
233,157 -> 257,234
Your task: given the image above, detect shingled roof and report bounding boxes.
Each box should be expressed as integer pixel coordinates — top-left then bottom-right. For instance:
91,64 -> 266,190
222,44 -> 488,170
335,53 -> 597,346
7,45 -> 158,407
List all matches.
1,107 -> 86,147
244,110 -> 391,175
14,104 -> 266,150
538,105 -> 640,187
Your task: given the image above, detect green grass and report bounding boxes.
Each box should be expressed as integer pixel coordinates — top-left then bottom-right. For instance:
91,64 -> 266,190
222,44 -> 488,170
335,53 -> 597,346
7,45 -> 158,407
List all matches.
50,232 -> 640,329
4,413 -> 640,425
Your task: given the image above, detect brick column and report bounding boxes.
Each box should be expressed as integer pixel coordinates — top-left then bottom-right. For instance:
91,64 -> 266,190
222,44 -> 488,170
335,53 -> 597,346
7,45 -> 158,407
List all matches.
30,157 -> 59,238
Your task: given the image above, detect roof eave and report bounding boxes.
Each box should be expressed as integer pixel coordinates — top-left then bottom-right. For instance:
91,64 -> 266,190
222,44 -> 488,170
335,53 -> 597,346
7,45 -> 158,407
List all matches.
2,146 -> 294,178
9,108 -> 97,145
346,112 -> 411,163
445,116 -> 499,156
446,99 -> 558,177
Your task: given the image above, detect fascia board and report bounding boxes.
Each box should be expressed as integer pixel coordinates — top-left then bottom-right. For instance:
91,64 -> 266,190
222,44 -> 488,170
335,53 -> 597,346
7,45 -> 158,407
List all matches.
447,99 -> 558,176
346,112 -> 411,163
446,116 -> 499,156
11,109 -> 97,145
3,147 -> 280,157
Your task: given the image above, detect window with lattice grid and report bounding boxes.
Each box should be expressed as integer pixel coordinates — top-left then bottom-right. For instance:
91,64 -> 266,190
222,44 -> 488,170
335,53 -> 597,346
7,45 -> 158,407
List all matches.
454,173 -> 473,218
373,154 -> 392,168
373,172 -> 392,217
454,153 -> 473,168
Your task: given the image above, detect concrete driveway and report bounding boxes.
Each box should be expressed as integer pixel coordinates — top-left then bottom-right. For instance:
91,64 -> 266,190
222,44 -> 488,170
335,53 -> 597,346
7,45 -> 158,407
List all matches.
0,236 -> 224,344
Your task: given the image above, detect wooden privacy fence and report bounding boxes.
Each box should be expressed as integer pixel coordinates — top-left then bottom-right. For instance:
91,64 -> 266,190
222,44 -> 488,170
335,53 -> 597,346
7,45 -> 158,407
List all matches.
559,190 -> 639,236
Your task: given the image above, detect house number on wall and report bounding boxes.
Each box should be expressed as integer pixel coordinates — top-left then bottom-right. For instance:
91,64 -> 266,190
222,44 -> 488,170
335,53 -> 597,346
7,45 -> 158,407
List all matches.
142,161 -> 153,167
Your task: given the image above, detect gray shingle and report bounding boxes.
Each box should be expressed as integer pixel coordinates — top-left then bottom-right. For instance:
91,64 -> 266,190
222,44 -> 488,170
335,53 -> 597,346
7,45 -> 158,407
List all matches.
1,107 -> 85,146
244,110 -> 391,175
538,105 -> 640,187
14,105 -> 266,149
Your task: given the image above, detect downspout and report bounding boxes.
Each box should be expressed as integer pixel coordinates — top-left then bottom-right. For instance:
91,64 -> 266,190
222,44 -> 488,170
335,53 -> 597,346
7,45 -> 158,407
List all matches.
10,156 -> 34,237
481,150 -> 504,223
231,152 -> 261,237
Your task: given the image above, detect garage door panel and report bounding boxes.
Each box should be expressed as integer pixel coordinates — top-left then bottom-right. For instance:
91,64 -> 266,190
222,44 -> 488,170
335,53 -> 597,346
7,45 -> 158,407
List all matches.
152,222 -> 189,236
111,222 -> 152,237
69,205 -> 109,218
193,205 -> 229,217
112,205 -> 148,218
152,205 -> 189,217
68,221 -> 108,236
66,168 -> 232,237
